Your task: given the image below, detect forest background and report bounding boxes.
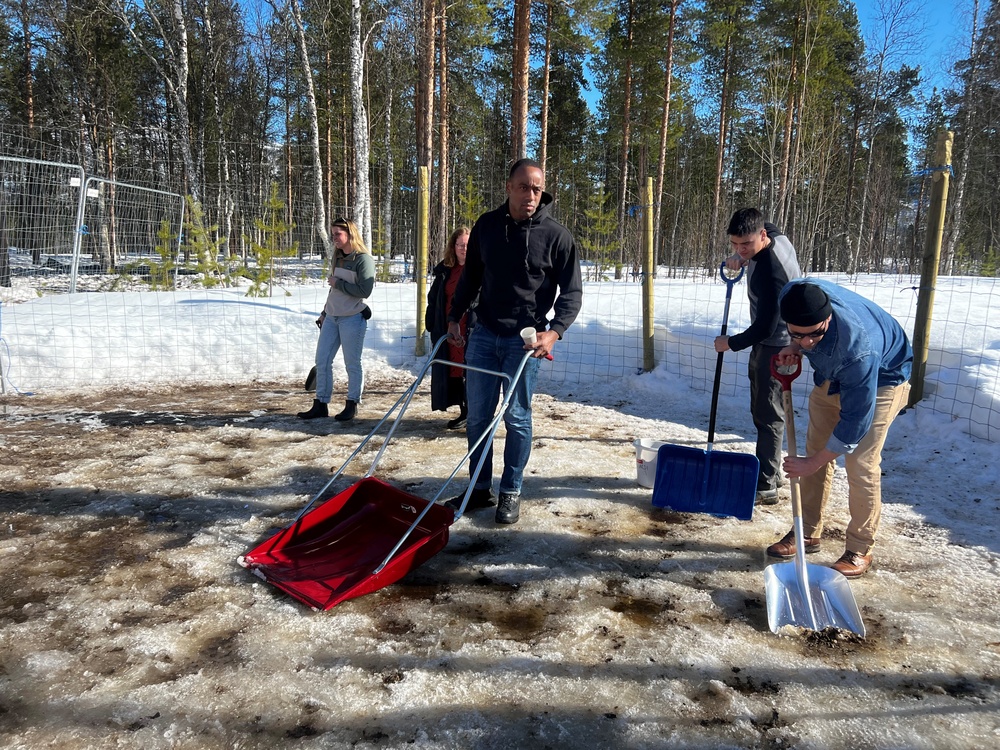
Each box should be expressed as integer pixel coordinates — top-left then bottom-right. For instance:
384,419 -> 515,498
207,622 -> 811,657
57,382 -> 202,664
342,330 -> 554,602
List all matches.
0,0 -> 996,281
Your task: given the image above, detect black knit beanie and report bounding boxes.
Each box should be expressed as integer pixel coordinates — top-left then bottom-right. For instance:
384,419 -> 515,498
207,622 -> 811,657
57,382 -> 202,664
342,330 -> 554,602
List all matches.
781,283 -> 833,327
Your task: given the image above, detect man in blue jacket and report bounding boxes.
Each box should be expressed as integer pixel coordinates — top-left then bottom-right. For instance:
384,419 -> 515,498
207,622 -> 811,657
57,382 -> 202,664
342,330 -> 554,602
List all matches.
446,158 -> 583,525
714,208 -> 801,505
768,279 -> 912,577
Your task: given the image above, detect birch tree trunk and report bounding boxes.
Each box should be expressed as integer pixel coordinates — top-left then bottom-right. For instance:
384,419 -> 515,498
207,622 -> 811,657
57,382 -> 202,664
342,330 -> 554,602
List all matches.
653,0 -> 680,267
167,0 -> 198,201
616,0 -> 636,278
203,0 -> 233,256
383,84 -> 394,259
709,31 -> 733,255
784,6 -> 819,240
941,0 -> 980,276
349,0 -> 372,247
287,0 -> 333,259
849,0 -> 920,274
105,0 -> 201,201
776,15 -> 799,227
18,0 -> 35,137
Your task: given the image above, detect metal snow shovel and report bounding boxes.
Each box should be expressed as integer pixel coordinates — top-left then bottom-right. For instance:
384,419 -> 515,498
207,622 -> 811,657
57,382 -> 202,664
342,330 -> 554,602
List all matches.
764,356 -> 865,636
652,263 -> 759,521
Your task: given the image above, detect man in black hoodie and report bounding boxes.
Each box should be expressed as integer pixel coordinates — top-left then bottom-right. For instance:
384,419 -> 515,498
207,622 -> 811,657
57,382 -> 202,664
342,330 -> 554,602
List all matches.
445,159 -> 583,525
713,208 -> 802,505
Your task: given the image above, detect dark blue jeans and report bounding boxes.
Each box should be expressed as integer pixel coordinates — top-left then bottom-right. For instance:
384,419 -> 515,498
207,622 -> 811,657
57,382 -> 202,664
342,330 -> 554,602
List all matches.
464,327 -> 541,495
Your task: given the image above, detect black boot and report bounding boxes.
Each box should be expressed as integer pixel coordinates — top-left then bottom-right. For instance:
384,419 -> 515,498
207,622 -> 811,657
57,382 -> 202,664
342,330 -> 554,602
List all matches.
495,492 -> 521,524
447,403 -> 468,430
334,399 -> 357,421
297,399 -> 328,420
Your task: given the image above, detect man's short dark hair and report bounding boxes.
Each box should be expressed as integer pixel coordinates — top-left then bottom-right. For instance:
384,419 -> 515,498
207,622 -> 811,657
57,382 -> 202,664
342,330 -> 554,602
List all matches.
508,158 -> 543,179
727,207 -> 765,237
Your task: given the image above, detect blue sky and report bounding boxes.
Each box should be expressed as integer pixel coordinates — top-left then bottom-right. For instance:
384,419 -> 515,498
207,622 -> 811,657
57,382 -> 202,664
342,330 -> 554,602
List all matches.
853,0 -> 973,94
580,1 -> 971,116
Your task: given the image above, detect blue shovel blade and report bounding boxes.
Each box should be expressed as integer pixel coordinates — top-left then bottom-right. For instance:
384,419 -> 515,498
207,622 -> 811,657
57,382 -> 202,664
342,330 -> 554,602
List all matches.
651,443 -> 759,521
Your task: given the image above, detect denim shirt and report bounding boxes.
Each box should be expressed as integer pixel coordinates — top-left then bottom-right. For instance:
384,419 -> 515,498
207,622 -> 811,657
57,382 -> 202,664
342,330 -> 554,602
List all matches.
779,279 -> 912,454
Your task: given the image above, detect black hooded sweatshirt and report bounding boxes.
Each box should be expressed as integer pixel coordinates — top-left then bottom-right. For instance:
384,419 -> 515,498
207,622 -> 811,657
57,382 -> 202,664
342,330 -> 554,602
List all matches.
448,191 -> 582,338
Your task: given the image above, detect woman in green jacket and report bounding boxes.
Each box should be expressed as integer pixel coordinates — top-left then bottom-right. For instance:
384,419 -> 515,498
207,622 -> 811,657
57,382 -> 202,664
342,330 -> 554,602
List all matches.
298,217 -> 376,421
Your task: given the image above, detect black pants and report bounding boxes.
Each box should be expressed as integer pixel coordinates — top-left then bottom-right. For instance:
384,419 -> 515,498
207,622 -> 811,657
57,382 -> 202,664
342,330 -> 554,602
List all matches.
748,343 -> 786,492
447,376 -> 466,407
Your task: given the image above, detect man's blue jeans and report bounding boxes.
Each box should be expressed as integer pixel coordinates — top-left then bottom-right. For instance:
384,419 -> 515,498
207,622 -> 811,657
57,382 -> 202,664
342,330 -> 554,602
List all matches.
464,327 -> 540,496
314,312 -> 367,403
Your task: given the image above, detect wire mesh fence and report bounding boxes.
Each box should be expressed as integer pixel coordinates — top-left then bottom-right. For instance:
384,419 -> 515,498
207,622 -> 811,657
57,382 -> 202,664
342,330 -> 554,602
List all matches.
77,177 -> 186,286
0,156 -> 187,295
2,152 -> 999,443
2,270 -> 999,443
0,156 -> 85,293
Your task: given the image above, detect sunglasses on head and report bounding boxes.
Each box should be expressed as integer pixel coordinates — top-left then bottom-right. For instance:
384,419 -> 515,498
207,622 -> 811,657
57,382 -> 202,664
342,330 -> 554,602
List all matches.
787,321 -> 828,340
332,217 -> 350,229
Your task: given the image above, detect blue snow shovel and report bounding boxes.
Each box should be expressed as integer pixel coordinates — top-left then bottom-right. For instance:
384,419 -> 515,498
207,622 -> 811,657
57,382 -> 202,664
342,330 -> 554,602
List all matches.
651,262 -> 759,521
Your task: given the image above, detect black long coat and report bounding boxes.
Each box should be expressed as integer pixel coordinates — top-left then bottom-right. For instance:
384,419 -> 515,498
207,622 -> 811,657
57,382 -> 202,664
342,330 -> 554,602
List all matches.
425,261 -> 476,411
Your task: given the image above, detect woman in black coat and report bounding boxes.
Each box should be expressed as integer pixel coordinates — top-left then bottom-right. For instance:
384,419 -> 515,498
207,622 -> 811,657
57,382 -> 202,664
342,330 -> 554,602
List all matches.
425,226 -> 474,429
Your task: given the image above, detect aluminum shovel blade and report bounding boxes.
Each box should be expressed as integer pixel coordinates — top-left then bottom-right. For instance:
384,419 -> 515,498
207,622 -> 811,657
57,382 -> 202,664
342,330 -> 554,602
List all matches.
764,561 -> 865,636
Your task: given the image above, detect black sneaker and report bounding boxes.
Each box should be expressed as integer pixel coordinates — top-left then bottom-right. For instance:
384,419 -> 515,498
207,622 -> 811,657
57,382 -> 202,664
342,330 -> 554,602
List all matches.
444,487 -> 495,513
495,492 -> 521,525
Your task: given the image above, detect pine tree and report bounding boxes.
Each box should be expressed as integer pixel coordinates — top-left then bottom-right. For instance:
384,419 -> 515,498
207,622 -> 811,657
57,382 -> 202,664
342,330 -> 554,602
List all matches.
454,174 -> 486,228
244,183 -> 297,298
182,197 -> 225,288
580,184 -> 619,280
149,218 -> 179,291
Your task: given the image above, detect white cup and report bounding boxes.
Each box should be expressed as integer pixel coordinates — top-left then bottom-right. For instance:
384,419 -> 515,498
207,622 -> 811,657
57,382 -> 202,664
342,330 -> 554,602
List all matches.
520,327 -> 537,346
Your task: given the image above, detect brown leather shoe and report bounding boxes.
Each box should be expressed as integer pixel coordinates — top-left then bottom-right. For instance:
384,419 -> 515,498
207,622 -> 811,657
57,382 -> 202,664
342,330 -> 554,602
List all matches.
830,550 -> 873,578
766,530 -> 821,559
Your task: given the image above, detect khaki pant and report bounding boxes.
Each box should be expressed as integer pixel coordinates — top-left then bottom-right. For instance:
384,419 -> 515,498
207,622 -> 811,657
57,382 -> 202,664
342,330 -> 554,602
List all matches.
799,380 -> 911,555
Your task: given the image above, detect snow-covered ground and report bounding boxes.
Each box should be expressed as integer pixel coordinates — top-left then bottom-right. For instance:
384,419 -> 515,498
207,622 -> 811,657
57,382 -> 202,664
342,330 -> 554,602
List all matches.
0,271 -> 998,748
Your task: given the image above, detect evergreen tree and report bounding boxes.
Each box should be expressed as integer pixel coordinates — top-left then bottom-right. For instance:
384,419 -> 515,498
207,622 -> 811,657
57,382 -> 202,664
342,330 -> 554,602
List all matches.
244,183 -> 297,297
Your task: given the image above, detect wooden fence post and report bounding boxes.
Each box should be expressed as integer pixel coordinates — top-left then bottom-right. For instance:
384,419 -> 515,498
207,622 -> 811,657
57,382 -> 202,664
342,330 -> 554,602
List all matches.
909,131 -> 953,406
642,177 -> 656,372
415,166 -> 429,356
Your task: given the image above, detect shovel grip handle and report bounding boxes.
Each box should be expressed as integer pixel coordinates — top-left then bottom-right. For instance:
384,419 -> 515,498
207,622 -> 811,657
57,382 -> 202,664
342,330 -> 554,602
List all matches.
719,261 -> 745,287
770,354 -> 801,391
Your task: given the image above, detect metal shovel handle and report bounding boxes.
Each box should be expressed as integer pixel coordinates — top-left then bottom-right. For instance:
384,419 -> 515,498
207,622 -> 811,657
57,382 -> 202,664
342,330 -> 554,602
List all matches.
770,357 -> 820,630
706,262 -> 746,445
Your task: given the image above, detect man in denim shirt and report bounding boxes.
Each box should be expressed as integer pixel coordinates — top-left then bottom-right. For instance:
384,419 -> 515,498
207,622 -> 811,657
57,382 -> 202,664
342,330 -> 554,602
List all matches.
767,279 -> 912,577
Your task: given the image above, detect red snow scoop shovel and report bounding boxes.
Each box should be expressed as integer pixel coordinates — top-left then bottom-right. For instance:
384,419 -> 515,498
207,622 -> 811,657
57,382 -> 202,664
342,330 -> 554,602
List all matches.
239,337 -> 536,611
764,356 -> 865,636
651,263 -> 759,521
